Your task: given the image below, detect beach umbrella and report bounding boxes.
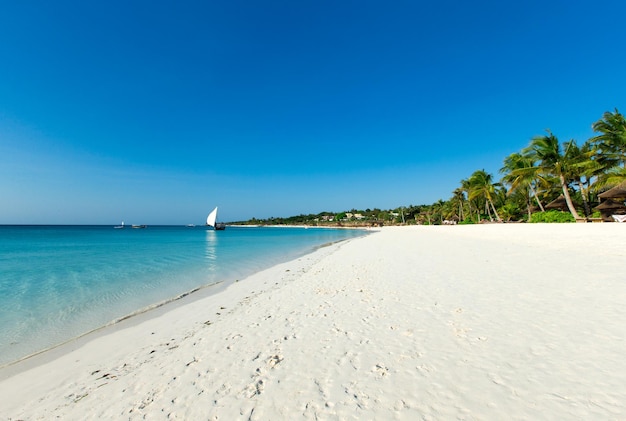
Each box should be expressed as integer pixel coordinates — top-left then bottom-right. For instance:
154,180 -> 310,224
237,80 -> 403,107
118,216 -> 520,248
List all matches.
598,180 -> 626,199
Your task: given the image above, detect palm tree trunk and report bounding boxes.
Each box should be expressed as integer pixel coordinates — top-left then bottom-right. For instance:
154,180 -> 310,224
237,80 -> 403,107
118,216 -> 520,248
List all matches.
475,207 -> 479,223
559,174 -> 581,219
529,184 -> 545,212
488,198 -> 502,222
577,180 -> 591,217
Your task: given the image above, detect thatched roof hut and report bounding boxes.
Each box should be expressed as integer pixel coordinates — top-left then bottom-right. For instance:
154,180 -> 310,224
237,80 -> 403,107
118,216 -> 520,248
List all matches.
598,180 -> 626,199
594,198 -> 626,221
545,195 -> 569,211
595,199 -> 626,211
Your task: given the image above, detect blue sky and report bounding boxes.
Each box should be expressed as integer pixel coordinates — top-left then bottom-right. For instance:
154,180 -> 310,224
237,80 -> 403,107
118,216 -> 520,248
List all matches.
1,1 -> 625,224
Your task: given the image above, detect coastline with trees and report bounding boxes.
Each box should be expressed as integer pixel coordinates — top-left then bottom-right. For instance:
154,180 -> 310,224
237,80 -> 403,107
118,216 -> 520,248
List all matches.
234,108 -> 626,226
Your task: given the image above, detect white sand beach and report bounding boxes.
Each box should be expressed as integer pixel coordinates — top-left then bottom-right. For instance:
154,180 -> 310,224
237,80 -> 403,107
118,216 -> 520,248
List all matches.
1,224 -> 625,420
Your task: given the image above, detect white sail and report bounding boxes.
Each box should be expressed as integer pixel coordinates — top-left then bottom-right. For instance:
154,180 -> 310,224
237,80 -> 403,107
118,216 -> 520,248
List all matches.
206,207 -> 218,227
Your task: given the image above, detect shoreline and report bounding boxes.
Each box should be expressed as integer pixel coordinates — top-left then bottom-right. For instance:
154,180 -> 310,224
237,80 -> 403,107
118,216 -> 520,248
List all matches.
0,280 -> 227,377
0,226 -> 370,370
0,233 -> 364,378
1,224 -> 625,419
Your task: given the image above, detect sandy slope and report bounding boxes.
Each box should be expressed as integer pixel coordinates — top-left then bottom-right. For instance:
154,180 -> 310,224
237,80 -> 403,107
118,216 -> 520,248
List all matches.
1,224 -> 625,420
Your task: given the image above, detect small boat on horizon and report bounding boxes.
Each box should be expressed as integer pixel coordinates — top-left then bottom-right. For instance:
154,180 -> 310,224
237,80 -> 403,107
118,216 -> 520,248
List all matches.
114,221 -> 125,229
131,224 -> 147,229
206,207 -> 226,231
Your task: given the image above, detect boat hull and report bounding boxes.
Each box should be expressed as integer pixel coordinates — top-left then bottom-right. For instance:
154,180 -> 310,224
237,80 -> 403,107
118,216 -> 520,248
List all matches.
207,223 -> 226,230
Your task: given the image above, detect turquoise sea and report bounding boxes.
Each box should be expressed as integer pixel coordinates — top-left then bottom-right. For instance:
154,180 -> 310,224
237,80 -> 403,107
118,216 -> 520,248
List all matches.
0,225 -> 368,366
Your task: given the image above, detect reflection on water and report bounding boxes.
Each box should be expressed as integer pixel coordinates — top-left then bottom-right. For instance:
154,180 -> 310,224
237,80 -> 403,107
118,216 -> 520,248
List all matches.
204,230 -> 218,271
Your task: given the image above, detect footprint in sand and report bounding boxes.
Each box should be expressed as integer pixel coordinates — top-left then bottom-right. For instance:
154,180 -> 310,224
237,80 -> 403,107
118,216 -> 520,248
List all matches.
267,354 -> 283,368
373,363 -> 389,377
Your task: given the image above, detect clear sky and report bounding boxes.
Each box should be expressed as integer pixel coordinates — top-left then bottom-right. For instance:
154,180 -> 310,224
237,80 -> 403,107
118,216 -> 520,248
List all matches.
1,1 -> 625,224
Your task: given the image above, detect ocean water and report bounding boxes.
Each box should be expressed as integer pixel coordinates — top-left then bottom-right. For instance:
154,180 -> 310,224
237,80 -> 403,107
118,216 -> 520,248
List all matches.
0,225 -> 368,366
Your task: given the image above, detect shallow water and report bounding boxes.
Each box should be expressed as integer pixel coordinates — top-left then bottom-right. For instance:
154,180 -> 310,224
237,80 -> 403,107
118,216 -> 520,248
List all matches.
0,225 -> 367,365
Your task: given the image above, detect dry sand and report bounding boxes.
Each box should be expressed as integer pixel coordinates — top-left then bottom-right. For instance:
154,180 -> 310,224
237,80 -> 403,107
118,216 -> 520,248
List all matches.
1,224 -> 625,420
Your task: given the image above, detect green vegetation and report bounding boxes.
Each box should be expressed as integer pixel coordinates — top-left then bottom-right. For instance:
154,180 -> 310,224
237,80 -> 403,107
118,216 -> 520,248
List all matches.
529,211 -> 575,224
234,108 -> 626,226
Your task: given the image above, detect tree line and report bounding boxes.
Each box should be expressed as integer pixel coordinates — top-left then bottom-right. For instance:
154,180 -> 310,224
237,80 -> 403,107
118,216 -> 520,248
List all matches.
235,108 -> 625,225
449,108 -> 625,223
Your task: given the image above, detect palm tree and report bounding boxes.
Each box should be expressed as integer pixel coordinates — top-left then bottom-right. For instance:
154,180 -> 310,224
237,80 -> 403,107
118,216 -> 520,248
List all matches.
467,169 -> 502,222
460,178 -> 480,222
589,109 -> 626,191
440,199 -> 457,222
566,140 -> 601,216
430,199 -> 446,224
523,132 -> 581,220
503,189 -> 529,220
500,152 -> 547,218
597,166 -> 626,190
450,188 -> 466,221
591,108 -> 626,168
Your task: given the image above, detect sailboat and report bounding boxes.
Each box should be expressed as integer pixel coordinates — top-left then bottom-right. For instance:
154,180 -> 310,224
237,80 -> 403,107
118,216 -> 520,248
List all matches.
114,221 -> 125,229
206,207 -> 226,230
